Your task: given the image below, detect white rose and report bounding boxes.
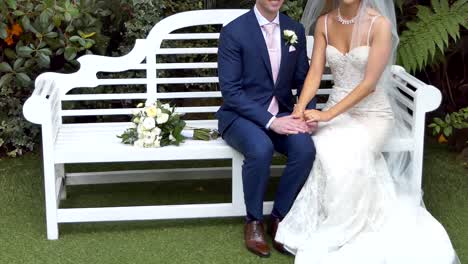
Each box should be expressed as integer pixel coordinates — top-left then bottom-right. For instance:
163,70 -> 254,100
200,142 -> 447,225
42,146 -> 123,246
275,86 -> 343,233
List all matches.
145,106 -> 158,118
153,136 -> 161,148
134,139 -> 144,148
284,30 -> 294,37
291,35 -> 298,44
142,117 -> 156,130
143,131 -> 156,145
145,99 -> 156,107
156,108 -> 162,116
156,113 -> 169,124
137,124 -> 145,135
152,126 -> 161,136
162,103 -> 171,110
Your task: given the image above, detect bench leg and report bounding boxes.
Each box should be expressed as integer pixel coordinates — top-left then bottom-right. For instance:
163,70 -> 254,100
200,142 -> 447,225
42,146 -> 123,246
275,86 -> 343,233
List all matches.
44,161 -> 59,240
232,151 -> 245,214
56,164 -> 67,200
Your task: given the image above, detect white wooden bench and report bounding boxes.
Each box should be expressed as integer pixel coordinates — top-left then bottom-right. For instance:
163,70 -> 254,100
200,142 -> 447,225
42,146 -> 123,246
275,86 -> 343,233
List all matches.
23,9 -> 442,240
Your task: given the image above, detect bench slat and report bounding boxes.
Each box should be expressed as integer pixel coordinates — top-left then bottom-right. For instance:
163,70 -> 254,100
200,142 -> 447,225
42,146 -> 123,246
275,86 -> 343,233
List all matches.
53,122 -> 413,164
156,62 -> 218,69
62,92 -> 223,101
156,77 -> 219,84
392,78 -> 416,97
158,48 -> 218,54
390,89 -> 415,110
61,106 -> 220,116
165,33 -> 220,40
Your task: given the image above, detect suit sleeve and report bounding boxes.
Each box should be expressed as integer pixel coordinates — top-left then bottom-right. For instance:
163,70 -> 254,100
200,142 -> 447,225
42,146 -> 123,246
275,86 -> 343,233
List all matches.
294,24 -> 317,110
218,27 -> 274,127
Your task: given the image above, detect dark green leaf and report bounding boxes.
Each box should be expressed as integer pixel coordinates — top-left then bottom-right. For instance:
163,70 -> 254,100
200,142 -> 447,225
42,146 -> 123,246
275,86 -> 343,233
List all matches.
21,16 -> 32,31
443,126 -> 453,137
6,0 -> 17,9
4,49 -> 16,59
13,10 -> 25,16
69,36 -> 81,42
16,73 -> 32,84
40,10 -> 51,25
45,32 -> 58,38
0,73 -> 14,87
38,53 -> 50,67
0,62 -> 13,72
16,46 -> 33,58
0,23 -> 7,39
53,14 -> 62,28
433,117 -> 445,126
13,58 -> 25,71
64,46 -> 77,61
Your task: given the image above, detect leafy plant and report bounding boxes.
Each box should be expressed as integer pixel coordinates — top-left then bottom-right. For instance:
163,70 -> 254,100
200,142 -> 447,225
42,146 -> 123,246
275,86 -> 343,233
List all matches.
429,107 -> 468,146
397,0 -> 468,73
0,0 -> 114,157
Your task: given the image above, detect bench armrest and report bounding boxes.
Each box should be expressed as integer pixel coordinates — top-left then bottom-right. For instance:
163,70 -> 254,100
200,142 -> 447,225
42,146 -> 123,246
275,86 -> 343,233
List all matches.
23,74 -> 61,125
391,65 -> 442,113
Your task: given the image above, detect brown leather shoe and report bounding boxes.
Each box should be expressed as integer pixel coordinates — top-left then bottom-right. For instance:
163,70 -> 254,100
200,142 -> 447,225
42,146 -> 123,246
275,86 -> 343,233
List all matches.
268,217 -> 292,256
244,221 -> 271,257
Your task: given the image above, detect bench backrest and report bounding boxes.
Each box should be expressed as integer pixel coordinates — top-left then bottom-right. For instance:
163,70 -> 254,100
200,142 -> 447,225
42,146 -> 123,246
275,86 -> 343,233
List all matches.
33,9 -> 426,135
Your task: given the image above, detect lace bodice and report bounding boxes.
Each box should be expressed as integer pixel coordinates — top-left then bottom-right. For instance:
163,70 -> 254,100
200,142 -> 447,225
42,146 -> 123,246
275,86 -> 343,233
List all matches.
326,45 -> 393,116
323,14 -> 393,117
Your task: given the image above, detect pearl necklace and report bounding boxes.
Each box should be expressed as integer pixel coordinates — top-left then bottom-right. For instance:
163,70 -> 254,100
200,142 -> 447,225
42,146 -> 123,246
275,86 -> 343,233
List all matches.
337,7 -> 357,25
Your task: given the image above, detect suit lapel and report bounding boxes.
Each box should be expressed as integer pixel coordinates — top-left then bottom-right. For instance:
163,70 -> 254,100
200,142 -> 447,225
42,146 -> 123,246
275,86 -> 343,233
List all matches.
247,10 -> 274,83
276,14 -> 289,88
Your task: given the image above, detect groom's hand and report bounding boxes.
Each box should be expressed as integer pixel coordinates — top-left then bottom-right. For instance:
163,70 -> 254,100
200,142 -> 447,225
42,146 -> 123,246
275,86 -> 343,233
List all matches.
306,121 -> 318,134
270,116 -> 309,135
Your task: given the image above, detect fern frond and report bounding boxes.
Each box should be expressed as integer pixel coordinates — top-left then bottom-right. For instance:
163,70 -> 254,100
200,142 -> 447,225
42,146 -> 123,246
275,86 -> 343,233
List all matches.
397,0 -> 468,73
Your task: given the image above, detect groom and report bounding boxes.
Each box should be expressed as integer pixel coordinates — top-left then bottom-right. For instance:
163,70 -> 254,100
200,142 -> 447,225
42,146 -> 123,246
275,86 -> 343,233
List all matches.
216,0 -> 317,257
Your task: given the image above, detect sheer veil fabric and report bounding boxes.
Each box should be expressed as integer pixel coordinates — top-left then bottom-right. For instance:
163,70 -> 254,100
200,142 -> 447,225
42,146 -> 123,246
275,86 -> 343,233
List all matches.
273,0 -> 461,263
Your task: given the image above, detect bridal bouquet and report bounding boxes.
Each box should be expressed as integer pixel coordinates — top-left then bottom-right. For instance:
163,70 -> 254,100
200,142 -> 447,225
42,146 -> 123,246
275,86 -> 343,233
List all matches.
118,101 -> 219,148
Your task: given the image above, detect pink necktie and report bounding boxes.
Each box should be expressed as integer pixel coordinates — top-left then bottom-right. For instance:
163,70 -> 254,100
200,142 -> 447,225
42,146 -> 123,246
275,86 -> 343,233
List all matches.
263,23 -> 279,116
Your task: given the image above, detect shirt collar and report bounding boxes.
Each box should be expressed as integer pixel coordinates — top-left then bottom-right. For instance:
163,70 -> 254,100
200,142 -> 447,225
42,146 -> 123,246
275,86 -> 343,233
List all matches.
254,5 -> 280,27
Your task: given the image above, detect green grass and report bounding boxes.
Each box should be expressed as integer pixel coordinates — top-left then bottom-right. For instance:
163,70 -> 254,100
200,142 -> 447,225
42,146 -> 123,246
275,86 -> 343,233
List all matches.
0,141 -> 466,263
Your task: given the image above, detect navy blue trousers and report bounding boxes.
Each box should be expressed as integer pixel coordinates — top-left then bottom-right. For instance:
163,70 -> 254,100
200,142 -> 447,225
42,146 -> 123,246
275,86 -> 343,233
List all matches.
223,115 -> 316,221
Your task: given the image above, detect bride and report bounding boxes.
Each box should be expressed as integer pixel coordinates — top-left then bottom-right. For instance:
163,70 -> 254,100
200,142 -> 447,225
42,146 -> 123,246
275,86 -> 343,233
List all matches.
274,0 -> 460,263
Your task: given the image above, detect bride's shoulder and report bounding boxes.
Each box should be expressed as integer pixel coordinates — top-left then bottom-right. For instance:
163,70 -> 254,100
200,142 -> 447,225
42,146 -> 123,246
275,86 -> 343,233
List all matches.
314,10 -> 335,30
365,8 -> 392,32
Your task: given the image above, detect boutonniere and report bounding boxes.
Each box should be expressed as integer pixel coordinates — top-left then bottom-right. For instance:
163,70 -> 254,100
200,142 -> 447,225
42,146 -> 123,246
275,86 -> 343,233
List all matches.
283,30 -> 298,46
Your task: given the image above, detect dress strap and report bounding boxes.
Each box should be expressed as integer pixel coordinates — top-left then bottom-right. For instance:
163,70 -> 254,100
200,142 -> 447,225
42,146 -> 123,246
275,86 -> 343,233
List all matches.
367,15 -> 381,46
325,14 -> 329,44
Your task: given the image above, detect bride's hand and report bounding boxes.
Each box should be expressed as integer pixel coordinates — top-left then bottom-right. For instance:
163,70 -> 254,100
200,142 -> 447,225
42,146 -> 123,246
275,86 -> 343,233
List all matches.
304,109 -> 332,122
292,104 -> 306,121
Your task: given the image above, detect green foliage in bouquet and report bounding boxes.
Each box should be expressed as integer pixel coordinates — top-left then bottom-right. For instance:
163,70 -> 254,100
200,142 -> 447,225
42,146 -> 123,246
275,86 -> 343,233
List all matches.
118,101 -> 186,148
118,101 -> 220,148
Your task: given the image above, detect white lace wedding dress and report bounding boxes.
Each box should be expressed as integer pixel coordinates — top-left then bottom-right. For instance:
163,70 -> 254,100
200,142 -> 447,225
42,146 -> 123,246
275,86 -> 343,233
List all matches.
275,17 -> 458,264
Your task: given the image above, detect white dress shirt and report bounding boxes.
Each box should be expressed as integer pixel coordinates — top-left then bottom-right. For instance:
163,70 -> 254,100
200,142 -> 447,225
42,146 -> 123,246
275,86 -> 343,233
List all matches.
254,5 -> 281,129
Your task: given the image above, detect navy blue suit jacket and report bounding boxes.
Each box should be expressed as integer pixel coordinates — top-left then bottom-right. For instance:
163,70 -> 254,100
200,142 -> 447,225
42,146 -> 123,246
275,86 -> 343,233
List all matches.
216,9 -> 316,135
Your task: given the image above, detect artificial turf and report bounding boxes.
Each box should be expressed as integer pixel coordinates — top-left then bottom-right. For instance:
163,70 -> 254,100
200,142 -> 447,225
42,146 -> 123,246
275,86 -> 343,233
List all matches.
0,141 -> 466,263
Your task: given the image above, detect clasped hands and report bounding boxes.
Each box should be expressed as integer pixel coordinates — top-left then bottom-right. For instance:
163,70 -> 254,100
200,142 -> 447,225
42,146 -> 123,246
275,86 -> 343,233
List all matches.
270,107 -> 331,135
270,106 -> 333,135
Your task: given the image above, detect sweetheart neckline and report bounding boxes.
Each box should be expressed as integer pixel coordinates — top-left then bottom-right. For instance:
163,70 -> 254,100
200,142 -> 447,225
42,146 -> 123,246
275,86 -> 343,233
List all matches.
326,45 -> 370,56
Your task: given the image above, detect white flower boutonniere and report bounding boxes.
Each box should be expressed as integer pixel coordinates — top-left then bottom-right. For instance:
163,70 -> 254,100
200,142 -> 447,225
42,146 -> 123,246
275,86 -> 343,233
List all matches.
283,30 -> 298,46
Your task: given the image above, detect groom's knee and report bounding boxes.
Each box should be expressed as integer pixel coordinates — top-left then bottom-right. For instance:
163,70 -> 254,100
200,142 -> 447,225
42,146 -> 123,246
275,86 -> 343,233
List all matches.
287,135 -> 316,164
244,138 -> 274,163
